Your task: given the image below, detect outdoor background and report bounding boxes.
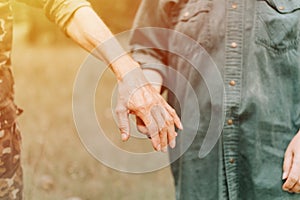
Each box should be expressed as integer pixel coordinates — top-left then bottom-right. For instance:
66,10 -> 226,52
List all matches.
12,1 -> 175,199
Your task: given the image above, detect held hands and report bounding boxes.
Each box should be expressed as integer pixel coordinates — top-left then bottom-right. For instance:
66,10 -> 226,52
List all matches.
115,68 -> 182,152
67,4 -> 182,152
282,130 -> 300,193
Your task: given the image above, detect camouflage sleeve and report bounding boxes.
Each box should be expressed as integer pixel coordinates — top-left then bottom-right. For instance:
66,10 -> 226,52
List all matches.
16,0 -> 91,33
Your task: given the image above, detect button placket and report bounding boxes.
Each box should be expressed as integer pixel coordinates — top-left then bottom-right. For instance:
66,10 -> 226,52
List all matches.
223,0 -> 244,199
229,80 -> 236,86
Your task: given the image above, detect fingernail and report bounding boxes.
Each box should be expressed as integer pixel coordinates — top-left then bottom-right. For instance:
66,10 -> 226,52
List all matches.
175,132 -> 178,137
161,146 -> 168,153
282,172 -> 288,180
170,139 -> 176,148
179,122 -> 183,130
121,134 -> 128,141
156,144 -> 161,151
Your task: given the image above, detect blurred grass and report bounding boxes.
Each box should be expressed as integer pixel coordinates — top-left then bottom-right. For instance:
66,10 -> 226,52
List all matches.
11,11 -> 175,200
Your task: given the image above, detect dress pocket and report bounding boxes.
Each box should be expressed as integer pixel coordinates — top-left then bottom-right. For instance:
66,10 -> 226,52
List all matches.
174,0 -> 213,50
255,0 -> 300,53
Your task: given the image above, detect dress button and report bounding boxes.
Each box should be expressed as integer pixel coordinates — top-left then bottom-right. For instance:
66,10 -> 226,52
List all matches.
231,3 -> 237,9
229,80 -> 236,86
227,119 -> 233,125
231,42 -> 237,48
229,158 -> 235,164
278,6 -> 284,10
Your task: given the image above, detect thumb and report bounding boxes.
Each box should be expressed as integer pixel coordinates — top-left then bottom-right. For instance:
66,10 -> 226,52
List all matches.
115,105 -> 130,141
283,147 -> 293,180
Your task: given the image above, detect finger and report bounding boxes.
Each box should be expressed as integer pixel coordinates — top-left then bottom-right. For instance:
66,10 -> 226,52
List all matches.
283,154 -> 300,191
160,127 -> 168,153
160,108 -> 177,149
167,122 -> 177,149
141,114 -> 161,151
151,106 -> 168,152
136,117 -> 148,135
115,105 -> 130,141
290,180 -> 300,193
165,103 -> 183,130
150,134 -> 161,152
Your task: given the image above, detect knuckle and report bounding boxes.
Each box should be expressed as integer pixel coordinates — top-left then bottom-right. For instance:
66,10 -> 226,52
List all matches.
290,176 -> 298,184
136,107 -> 148,115
150,130 -> 159,138
119,128 -> 128,134
168,107 -> 175,114
168,131 -> 177,137
115,107 -> 126,115
165,119 -> 173,127
118,125 -> 128,132
169,107 -> 176,115
160,140 -> 167,147
160,136 -> 167,143
151,138 -> 159,146
159,126 -> 168,133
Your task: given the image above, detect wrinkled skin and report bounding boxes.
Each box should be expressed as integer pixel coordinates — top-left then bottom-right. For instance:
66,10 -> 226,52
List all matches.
115,68 -> 182,152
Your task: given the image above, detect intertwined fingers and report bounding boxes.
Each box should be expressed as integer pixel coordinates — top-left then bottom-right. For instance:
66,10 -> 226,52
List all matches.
115,68 -> 182,152
134,103 -> 179,152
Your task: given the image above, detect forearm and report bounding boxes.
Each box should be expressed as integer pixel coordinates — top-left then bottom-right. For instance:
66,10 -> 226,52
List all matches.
66,6 -> 139,80
142,69 -> 163,92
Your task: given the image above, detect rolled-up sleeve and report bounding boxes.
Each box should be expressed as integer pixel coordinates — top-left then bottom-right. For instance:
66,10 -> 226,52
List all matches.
17,0 -> 91,33
130,0 -> 178,82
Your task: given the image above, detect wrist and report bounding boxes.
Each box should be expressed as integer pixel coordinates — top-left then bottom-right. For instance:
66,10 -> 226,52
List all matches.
111,55 -> 140,81
142,69 -> 163,93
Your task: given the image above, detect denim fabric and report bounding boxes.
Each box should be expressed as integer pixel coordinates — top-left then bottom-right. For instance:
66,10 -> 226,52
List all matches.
131,0 -> 300,199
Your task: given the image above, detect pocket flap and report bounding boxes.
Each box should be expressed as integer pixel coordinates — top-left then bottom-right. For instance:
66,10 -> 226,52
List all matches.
179,1 -> 212,21
264,0 -> 300,13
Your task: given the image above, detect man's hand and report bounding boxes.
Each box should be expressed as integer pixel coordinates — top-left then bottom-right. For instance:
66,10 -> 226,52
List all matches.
115,68 -> 182,152
282,130 -> 300,193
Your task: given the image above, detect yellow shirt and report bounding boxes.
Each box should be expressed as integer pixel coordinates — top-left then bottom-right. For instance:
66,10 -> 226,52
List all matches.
16,0 -> 91,33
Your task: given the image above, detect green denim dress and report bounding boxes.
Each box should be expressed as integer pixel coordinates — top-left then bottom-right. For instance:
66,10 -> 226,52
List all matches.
131,0 -> 300,199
